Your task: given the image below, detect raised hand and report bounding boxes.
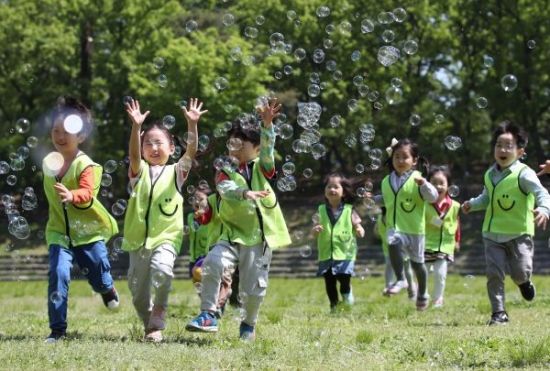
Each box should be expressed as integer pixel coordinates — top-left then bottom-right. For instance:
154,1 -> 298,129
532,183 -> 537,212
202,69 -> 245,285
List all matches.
537,160 -> 550,176
125,99 -> 150,126
182,98 -> 208,124
257,98 -> 281,128
54,183 -> 73,203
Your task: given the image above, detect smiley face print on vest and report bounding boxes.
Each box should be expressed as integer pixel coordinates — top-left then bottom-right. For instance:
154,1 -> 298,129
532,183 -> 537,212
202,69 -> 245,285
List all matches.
400,198 -> 416,213
159,197 -> 178,216
497,193 -> 515,211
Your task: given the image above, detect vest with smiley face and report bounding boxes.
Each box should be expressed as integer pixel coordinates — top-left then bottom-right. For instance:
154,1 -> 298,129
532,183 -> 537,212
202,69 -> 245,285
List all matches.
425,200 -> 460,255
317,204 -> 357,261
122,161 -> 184,253
381,170 -> 426,235
187,194 -> 222,262
482,163 -> 535,235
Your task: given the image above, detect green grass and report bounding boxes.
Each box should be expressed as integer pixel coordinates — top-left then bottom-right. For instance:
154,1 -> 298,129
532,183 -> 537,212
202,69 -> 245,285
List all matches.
1,275 -> 550,370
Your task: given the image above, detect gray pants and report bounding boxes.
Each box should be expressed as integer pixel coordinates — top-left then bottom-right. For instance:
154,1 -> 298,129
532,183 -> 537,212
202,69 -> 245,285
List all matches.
128,244 -> 177,328
201,241 -> 271,326
484,235 -> 533,313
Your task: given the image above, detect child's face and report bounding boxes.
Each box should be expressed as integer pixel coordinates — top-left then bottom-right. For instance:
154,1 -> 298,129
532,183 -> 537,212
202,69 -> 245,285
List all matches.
193,191 -> 208,211
429,171 -> 448,198
142,128 -> 174,166
51,119 -> 83,156
494,132 -> 524,169
228,136 -> 259,164
392,145 -> 417,175
325,176 -> 344,203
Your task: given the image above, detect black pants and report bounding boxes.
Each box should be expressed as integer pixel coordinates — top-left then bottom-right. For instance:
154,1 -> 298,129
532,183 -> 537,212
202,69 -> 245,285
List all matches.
323,271 -> 351,307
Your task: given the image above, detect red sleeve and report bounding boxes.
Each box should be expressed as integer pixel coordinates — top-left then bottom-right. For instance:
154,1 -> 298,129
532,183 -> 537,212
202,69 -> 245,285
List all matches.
70,166 -> 94,204
455,217 -> 461,243
195,207 -> 213,225
215,171 -> 230,184
260,166 -> 276,180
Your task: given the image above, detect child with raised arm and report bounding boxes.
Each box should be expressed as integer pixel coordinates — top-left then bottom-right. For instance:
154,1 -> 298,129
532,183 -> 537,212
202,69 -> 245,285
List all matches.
462,121 -> 550,325
378,138 -> 438,311
186,99 -> 291,341
123,98 -> 206,342
425,166 -> 461,308
43,97 -> 119,343
312,172 -> 365,312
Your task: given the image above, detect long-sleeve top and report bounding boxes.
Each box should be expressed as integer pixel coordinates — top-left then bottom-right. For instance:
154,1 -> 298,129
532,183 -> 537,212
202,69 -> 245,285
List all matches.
68,166 -> 94,204
468,160 -> 550,242
216,126 -> 276,201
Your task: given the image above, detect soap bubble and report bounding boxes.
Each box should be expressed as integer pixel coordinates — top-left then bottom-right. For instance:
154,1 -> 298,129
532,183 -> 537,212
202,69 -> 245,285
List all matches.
403,40 -> 418,55
282,162 -> 296,175
393,7 -> 407,22
316,5 -> 330,18
50,291 -> 62,305
312,49 -> 325,64
279,124 -> 294,140
483,55 -> 494,68
299,245 -> 312,258
476,97 -> 488,109
185,20 -> 198,33
360,19 -> 375,33
26,136 -> 38,148
381,29 -> 395,43
448,185 -> 460,197
351,50 -> 361,61
311,143 -> 326,159
103,160 -> 118,174
15,118 -> 30,134
101,173 -> 112,187
222,13 -> 235,27
157,74 -> 168,88
294,48 -> 307,61
269,32 -> 284,46
152,271 -> 166,288
377,46 -> 400,67
501,74 -> 518,92
339,21 -> 352,35
226,137 -> 243,151
153,57 -> 164,70
527,40 -> 536,49
6,175 -> 16,186
255,15 -> 265,25
435,114 -> 445,124
385,86 -> 403,105
111,199 -> 127,216
214,76 -> 229,91
355,164 -> 365,174
244,26 -> 258,39
409,114 -> 421,127
308,84 -> 321,97
64,114 -> 83,134
303,168 -> 313,179
444,136 -> 462,151
162,115 -> 176,130
377,11 -> 395,24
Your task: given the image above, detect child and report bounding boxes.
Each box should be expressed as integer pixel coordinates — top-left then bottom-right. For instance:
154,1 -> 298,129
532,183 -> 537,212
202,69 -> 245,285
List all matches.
378,138 -> 438,311
312,172 -> 365,312
462,121 -> 550,325
425,166 -> 461,308
374,207 -> 416,299
188,185 -> 234,317
43,97 -> 119,343
123,97 -> 206,342
186,99 -> 291,341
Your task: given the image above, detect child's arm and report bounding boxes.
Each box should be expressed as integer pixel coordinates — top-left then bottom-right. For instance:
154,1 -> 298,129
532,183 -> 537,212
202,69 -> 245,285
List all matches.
352,209 -> 365,238
461,187 -> 489,214
177,99 -> 207,182
519,167 -> 550,229
537,160 -> 550,176
53,167 -> 94,204
125,99 -> 150,176
216,173 -> 270,201
414,177 -> 438,203
257,98 -> 280,177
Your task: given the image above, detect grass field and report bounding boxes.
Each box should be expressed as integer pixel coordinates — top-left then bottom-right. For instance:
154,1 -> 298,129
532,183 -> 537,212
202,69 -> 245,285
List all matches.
1,275 -> 550,370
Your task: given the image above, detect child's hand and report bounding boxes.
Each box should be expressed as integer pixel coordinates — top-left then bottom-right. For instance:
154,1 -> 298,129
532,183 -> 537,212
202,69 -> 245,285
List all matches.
461,201 -> 472,214
312,224 -> 324,234
125,99 -> 150,126
54,183 -> 73,203
182,98 -> 208,124
244,190 -> 270,200
355,224 -> 365,238
533,209 -> 549,230
414,177 -> 426,186
537,160 -> 550,176
257,98 -> 281,128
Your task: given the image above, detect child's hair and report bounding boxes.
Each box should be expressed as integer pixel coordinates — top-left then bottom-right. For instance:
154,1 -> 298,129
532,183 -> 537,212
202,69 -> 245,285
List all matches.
323,171 -> 354,204
386,138 -> 430,176
428,165 -> 452,184
491,120 -> 528,149
52,96 -> 93,138
228,113 -> 261,147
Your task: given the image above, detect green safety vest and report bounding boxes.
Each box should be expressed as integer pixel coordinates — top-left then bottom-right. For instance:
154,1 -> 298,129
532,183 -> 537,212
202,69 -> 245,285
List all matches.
122,161 -> 184,253
376,213 -> 389,257
381,170 -> 426,234
218,159 -> 291,248
482,164 -> 535,235
425,200 -> 460,255
188,194 -> 222,262
317,204 -> 357,261
43,153 -> 118,248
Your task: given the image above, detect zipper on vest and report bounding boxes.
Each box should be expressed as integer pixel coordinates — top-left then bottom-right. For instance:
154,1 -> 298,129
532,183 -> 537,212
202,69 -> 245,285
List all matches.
390,175 -> 409,228
62,202 -> 72,248
143,166 -> 167,245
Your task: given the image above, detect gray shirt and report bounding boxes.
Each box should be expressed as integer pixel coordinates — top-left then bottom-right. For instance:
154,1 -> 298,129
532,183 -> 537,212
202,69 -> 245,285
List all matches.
468,160 -> 550,242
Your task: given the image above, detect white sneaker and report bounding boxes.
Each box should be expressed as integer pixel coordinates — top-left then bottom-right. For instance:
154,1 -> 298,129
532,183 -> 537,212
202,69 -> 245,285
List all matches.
343,288 -> 355,305
386,280 -> 409,295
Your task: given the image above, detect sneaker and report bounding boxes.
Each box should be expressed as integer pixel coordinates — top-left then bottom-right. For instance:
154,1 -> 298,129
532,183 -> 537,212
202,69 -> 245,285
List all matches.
239,322 -> 255,341
101,287 -> 119,310
386,280 -> 409,295
148,305 -> 166,330
432,297 -> 444,308
416,295 -> 429,311
342,288 -> 355,305
382,287 -> 391,296
45,331 -> 65,343
185,311 -> 218,332
487,311 -> 509,326
144,329 -> 163,343
519,281 -> 536,301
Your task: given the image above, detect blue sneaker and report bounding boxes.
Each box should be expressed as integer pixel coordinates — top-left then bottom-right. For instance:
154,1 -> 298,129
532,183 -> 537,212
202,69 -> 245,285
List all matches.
185,311 -> 218,332
239,322 -> 255,341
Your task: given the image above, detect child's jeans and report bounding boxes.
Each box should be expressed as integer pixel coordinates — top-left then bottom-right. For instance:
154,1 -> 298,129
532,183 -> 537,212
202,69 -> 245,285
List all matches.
48,241 -> 114,333
200,241 -> 271,326
484,235 -> 533,313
